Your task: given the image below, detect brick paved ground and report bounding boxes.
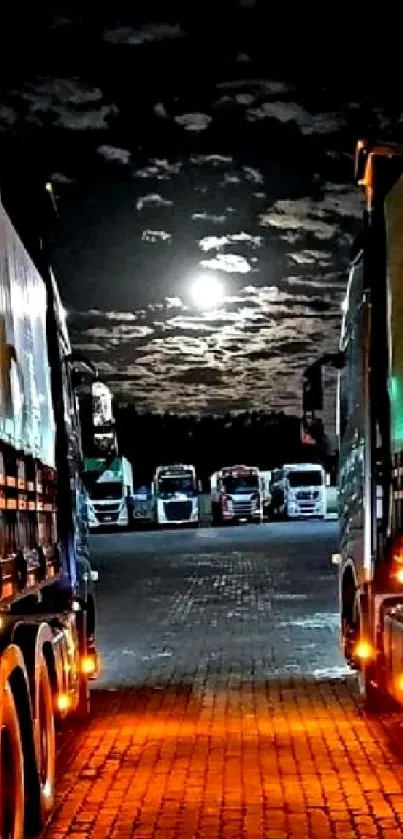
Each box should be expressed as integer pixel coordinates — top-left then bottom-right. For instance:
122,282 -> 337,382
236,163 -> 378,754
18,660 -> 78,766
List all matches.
42,523 -> 403,838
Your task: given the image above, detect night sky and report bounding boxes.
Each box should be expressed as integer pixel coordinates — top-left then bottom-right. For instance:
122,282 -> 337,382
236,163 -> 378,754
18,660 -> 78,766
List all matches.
0,6 -> 400,428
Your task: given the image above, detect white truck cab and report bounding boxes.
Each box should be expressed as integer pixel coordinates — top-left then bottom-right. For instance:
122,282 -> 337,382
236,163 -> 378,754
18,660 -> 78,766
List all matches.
153,464 -> 199,526
87,457 -> 133,529
270,463 -> 326,519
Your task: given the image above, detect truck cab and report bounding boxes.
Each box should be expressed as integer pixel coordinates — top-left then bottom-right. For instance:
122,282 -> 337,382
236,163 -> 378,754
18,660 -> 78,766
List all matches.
211,465 -> 262,525
270,463 -> 326,519
153,464 -> 199,526
86,457 -> 133,529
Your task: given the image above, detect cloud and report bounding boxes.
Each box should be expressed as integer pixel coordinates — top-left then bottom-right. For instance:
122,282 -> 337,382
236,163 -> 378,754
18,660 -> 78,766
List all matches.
68,279 -> 341,415
216,79 -> 292,96
200,254 -> 252,273
245,101 -> 345,134
190,154 -> 233,166
192,212 -> 227,224
133,159 -> 182,179
136,193 -> 173,211
15,77 -> 116,131
97,145 -> 131,164
153,103 -> 169,119
199,232 -> 263,251
141,230 -> 171,243
243,166 -> 264,184
287,249 -> 333,266
321,183 -> 362,218
103,23 -> 186,45
174,113 -> 212,132
0,104 -> 17,129
260,198 -> 337,241
172,366 -> 223,385
50,172 -> 76,184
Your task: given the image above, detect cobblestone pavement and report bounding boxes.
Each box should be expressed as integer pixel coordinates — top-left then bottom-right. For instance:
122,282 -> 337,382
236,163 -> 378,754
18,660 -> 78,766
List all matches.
43,522 -> 403,838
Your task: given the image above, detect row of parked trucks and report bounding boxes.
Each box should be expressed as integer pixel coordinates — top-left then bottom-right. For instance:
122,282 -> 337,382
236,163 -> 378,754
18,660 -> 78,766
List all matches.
211,463 -> 326,524
85,462 -> 200,529
85,460 -> 328,530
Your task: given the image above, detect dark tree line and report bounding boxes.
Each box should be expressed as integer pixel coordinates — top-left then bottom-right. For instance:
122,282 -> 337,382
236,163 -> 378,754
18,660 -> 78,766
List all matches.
113,406 -> 333,489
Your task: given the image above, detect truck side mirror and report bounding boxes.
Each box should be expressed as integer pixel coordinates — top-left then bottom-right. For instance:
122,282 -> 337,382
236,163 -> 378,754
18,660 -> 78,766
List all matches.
68,352 -> 98,390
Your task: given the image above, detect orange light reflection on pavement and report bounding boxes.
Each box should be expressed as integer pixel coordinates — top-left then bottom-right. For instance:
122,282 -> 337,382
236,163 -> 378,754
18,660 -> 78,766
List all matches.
43,680 -> 403,839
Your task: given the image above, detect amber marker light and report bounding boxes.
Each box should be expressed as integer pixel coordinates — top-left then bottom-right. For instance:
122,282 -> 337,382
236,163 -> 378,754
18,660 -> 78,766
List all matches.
353,640 -> 374,661
80,654 -> 97,675
56,693 -> 71,711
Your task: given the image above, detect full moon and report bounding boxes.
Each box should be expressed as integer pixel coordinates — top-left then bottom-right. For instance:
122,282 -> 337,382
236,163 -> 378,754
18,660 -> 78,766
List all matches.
190,274 -> 224,309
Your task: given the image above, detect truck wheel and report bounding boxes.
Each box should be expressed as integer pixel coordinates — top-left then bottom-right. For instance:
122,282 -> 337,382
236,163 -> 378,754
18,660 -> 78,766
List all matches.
35,658 -> 56,821
0,682 -> 24,839
25,656 -> 56,833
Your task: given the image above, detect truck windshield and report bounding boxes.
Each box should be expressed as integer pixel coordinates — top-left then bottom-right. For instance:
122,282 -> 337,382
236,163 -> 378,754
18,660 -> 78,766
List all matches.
91,482 -> 123,500
157,476 -> 195,495
223,476 -> 259,494
288,471 -> 323,487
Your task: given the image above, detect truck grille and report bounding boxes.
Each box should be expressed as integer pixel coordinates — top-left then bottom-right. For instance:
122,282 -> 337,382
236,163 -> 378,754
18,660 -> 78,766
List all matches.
163,500 -> 192,521
296,490 -> 319,501
93,503 -> 121,514
233,500 -> 253,517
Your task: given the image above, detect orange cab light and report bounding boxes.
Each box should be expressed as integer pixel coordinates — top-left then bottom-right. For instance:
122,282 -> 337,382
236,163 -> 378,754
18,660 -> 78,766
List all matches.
80,654 -> 97,675
395,567 -> 403,584
396,674 -> 403,692
353,640 -> 374,661
392,533 -> 403,564
56,692 -> 71,711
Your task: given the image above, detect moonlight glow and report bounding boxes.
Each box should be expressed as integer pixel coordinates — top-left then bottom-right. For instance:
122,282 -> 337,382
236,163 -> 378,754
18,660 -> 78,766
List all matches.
190,274 -> 225,309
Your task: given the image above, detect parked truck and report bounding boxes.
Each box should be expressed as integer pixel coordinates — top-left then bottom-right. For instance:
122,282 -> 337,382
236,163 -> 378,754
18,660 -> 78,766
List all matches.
269,463 -> 326,519
86,456 -> 133,529
153,464 -> 199,526
303,139 -> 403,708
0,194 -> 98,836
210,465 -> 262,525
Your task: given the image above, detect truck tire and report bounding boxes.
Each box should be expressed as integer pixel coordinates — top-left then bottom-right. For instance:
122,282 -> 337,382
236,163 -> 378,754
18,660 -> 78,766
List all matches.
0,681 -> 24,839
23,654 -> 56,834
35,657 -> 56,822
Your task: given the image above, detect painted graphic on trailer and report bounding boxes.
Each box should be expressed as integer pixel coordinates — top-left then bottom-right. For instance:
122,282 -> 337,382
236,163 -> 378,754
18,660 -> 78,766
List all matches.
0,202 -> 55,466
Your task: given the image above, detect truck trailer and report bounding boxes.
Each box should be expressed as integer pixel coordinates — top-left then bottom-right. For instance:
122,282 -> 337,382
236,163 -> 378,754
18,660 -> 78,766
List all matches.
0,195 -> 98,835
304,140 -> 403,709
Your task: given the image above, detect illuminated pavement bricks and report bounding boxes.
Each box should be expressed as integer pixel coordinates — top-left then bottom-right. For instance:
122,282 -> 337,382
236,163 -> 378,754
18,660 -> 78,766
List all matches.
43,523 -> 403,839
